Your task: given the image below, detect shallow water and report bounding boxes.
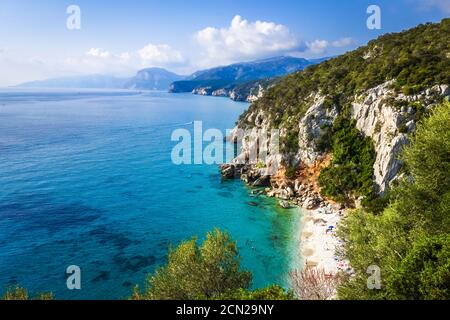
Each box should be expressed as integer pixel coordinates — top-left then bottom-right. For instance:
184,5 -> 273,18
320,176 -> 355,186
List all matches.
0,89 -> 299,299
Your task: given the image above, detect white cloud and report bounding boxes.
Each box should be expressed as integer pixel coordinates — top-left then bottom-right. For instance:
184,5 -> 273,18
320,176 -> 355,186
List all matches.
119,52 -> 131,62
305,37 -> 354,55
0,41 -> 189,86
195,15 -> 299,67
86,48 -> 111,58
331,37 -> 355,48
306,40 -> 329,54
59,43 -> 185,78
138,43 -> 185,65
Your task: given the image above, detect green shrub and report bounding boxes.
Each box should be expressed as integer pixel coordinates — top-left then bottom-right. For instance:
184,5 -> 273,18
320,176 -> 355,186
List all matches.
255,161 -> 266,169
386,235 -> 450,300
131,229 -> 252,300
318,116 -> 376,203
219,285 -> 294,300
131,229 -> 293,300
337,101 -> 450,300
237,18 -> 450,159
285,166 -> 298,180
1,286 -> 53,300
315,124 -> 333,152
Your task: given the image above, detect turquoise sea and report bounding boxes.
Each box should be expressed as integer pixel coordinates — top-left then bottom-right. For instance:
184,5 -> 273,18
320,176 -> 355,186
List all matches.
0,89 -> 300,299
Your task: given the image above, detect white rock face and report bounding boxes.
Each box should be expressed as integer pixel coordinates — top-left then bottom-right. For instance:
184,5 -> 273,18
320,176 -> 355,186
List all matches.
192,87 -> 210,95
351,82 -> 408,192
212,88 -> 229,97
297,94 -> 339,166
232,80 -> 449,194
246,85 -> 266,103
351,82 -> 449,193
229,112 -> 283,176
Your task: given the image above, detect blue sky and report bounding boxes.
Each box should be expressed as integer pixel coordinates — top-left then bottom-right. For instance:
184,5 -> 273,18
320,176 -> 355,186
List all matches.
0,0 -> 448,86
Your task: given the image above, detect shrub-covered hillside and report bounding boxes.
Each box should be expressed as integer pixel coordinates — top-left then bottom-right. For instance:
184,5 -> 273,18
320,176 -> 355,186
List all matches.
338,101 -> 450,300
238,18 -> 450,141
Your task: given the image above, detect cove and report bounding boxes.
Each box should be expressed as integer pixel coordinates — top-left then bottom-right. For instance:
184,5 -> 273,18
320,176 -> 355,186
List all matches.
0,89 -> 300,299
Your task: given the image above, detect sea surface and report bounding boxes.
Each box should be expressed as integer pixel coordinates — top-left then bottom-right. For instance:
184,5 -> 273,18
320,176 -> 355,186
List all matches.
0,89 -> 300,299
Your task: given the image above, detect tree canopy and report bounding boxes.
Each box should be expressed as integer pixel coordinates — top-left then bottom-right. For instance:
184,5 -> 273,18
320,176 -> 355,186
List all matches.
338,101 -> 450,300
131,228 -> 293,300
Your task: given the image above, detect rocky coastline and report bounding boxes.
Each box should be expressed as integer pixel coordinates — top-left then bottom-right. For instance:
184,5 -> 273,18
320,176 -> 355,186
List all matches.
220,82 -> 449,279
220,161 -> 349,277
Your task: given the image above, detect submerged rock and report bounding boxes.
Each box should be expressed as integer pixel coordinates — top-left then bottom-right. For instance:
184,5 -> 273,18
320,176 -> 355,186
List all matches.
279,200 -> 291,209
252,175 -> 271,187
220,164 -> 236,179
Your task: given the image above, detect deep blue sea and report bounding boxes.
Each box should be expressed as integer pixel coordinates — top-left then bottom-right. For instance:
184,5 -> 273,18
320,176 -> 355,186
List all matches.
0,89 -> 300,299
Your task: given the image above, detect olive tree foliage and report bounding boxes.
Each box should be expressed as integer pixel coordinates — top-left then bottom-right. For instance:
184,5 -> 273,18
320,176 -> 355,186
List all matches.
1,286 -> 53,300
131,228 -> 292,300
338,101 -> 450,300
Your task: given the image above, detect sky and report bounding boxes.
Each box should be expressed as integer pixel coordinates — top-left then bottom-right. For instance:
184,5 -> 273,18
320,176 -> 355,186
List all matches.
0,0 -> 448,86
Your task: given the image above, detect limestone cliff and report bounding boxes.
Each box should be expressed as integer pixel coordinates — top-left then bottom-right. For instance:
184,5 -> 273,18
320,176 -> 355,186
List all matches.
223,19 -> 450,206
224,82 -> 449,206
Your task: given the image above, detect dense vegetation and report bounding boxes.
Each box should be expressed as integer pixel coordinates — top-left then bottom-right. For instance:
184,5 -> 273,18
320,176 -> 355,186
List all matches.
239,19 -> 450,153
237,18 -> 449,211
1,286 -> 53,300
318,116 -> 376,204
337,101 -> 450,300
131,229 -> 293,300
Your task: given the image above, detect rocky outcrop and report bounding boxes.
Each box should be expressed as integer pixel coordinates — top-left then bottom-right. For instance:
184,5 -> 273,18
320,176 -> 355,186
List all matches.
189,82 -> 270,103
192,87 -> 212,96
220,164 -> 240,180
230,84 -> 267,103
351,82 -> 449,192
225,81 -> 449,201
212,88 -> 229,98
297,94 -> 339,166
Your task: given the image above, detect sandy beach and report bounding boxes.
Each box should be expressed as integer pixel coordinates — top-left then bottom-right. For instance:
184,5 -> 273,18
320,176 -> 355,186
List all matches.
299,206 -> 349,275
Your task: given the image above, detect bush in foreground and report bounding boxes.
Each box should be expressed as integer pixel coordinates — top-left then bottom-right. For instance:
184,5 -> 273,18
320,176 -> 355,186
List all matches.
290,267 -> 340,300
1,286 -> 53,300
338,101 -> 450,300
131,228 -> 292,300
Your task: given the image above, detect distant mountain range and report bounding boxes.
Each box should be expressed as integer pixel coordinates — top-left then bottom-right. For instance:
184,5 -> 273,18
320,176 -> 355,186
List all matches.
123,68 -> 185,90
17,74 -> 130,89
16,56 -> 328,101
169,56 -> 326,101
17,68 -> 185,91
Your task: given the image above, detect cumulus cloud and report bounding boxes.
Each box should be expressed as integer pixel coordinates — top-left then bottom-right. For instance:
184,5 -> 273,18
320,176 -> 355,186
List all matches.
306,40 -> 329,54
0,41 -> 187,86
306,37 -> 355,55
62,43 -> 185,77
138,43 -> 185,65
195,15 -> 299,66
86,48 -> 111,58
331,37 -> 355,48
